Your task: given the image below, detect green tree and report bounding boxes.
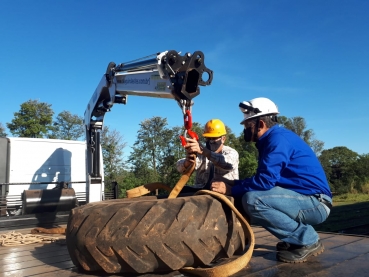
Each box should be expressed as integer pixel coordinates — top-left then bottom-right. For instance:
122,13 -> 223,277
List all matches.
156,126 -> 184,186
51,111 -> 84,140
224,125 -> 239,150
233,132 -> 258,179
7,99 -> 54,138
101,126 -> 126,188
278,116 -> 324,156
0,123 -> 7,137
128,116 -> 181,186
118,170 -> 142,197
319,146 -> 359,193
129,117 -> 162,183
350,154 -> 369,192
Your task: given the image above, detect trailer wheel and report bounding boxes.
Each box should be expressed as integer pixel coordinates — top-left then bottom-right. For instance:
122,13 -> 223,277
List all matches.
66,194 -> 246,274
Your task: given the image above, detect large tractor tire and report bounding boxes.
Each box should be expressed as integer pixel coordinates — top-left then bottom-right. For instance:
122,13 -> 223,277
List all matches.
66,194 -> 246,274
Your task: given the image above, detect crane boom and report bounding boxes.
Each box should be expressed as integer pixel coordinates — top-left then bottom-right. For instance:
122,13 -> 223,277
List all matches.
84,50 -> 213,202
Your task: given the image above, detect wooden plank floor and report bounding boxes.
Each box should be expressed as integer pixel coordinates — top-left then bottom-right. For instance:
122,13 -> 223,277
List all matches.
1,226 -> 369,277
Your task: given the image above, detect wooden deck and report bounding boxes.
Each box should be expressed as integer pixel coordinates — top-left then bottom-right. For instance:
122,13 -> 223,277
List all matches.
1,226 -> 369,277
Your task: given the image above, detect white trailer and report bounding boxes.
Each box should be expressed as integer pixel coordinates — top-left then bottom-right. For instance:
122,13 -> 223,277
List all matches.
0,137 -> 104,215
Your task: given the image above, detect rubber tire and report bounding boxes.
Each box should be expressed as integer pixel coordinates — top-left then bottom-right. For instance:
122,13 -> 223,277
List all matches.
66,194 -> 246,274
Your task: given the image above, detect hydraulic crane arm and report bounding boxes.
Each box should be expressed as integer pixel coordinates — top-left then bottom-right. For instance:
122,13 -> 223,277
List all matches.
84,50 -> 213,202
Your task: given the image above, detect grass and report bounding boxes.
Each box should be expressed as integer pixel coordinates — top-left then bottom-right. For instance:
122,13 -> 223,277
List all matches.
332,193 -> 369,206
314,193 -> 369,235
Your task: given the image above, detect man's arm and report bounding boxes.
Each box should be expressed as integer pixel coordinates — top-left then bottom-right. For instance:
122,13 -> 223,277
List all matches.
185,138 -> 238,171
232,132 -> 293,196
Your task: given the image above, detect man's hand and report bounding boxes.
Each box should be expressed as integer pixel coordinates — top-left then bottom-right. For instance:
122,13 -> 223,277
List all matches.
184,138 -> 203,155
213,176 -> 235,187
210,181 -> 232,195
183,152 -> 196,168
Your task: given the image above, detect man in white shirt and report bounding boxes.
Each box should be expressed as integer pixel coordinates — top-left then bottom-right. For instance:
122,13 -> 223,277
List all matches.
176,119 -> 239,193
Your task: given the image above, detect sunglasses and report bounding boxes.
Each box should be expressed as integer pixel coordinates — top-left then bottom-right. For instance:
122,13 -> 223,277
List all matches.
206,137 -> 222,141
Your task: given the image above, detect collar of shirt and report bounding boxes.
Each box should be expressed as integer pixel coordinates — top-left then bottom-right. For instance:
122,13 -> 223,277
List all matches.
256,125 -> 280,149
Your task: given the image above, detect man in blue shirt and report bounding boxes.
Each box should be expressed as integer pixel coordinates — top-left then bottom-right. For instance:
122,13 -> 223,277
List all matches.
211,97 -> 332,263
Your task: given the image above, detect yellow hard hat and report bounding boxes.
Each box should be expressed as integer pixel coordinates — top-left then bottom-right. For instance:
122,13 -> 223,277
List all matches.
203,119 -> 227,137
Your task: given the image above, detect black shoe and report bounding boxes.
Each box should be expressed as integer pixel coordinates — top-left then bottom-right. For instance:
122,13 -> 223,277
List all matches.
276,241 -> 290,251
277,240 -> 324,263
276,241 -> 302,251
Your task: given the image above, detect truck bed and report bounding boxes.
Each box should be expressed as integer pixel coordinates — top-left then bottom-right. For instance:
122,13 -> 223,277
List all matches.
1,226 -> 368,277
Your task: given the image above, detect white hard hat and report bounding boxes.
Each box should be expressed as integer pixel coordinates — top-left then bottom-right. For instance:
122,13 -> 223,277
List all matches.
239,97 -> 279,124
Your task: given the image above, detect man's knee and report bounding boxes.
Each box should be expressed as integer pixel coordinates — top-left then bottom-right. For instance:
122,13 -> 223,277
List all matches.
241,191 -> 260,218
242,191 -> 260,207
241,191 -> 275,221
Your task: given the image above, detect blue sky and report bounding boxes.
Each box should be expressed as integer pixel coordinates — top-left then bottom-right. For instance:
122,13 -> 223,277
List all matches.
1,1 -> 368,157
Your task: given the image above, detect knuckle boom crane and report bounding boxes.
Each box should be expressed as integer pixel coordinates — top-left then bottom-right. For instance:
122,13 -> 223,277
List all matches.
84,50 -> 213,202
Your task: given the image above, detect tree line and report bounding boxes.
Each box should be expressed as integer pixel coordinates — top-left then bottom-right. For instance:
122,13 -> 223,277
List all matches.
1,99 -> 368,197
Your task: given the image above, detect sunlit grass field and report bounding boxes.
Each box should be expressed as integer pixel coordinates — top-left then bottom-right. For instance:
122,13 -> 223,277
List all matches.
332,193 -> 369,206
314,193 -> 369,235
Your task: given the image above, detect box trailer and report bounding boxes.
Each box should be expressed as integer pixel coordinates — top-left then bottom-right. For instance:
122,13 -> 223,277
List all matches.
0,137 -> 104,216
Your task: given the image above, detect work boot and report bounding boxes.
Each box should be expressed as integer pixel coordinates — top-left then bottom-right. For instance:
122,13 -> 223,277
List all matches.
276,241 -> 302,251
277,240 -> 324,263
276,241 -> 291,251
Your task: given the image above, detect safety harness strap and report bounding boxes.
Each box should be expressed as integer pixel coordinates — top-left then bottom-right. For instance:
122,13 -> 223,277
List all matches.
126,182 -> 172,198
167,154 -> 196,198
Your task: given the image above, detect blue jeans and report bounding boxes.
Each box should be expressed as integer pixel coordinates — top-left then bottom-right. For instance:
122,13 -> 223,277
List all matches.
242,186 -> 331,246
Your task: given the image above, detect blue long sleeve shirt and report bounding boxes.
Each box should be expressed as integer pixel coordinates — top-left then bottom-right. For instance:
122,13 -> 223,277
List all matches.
232,125 -> 332,198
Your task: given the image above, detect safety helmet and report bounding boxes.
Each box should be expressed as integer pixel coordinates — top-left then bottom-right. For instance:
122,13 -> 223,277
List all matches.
203,119 -> 227,137
239,97 -> 279,124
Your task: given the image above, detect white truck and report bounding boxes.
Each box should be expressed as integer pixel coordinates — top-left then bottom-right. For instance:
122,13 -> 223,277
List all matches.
0,137 -> 104,216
